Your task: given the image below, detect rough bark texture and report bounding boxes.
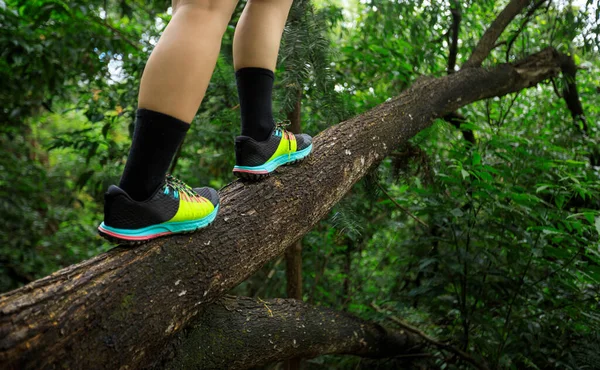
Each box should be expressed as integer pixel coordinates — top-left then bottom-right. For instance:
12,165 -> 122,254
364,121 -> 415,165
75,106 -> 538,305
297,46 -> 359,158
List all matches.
0,47 -> 565,369
164,296 -> 421,369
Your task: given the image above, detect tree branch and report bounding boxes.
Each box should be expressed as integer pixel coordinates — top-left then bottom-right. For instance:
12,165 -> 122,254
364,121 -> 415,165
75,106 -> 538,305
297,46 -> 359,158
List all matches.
505,0 -> 548,62
464,0 -> 533,68
163,296 -> 423,369
558,53 -> 588,133
0,47 -> 565,369
443,1 -> 476,144
377,183 -> 429,227
371,303 -> 489,370
284,74 -> 304,370
447,0 -> 462,74
90,17 -> 141,51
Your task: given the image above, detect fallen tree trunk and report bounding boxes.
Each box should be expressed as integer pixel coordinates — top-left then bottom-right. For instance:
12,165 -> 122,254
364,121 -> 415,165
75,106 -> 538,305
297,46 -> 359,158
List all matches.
0,47 -> 565,369
165,296 -> 422,369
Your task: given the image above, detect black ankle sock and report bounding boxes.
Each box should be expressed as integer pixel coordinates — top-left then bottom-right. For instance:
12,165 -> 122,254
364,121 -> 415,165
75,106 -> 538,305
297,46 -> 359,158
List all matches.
235,67 -> 275,141
119,109 -> 189,201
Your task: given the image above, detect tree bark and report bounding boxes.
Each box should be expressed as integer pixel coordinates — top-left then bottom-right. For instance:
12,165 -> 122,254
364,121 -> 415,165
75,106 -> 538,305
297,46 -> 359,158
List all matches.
285,86 -> 304,370
285,242 -> 303,302
559,53 -> 588,133
164,296 -> 422,369
285,88 -> 304,306
0,47 -> 566,369
447,0 -> 461,75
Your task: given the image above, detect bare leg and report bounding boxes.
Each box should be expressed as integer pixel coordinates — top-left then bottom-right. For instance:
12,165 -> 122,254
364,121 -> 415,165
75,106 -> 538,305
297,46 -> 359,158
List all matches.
138,0 -> 239,123
233,0 -> 293,71
117,0 -> 237,202
230,0 -> 313,181
101,0 -> 240,243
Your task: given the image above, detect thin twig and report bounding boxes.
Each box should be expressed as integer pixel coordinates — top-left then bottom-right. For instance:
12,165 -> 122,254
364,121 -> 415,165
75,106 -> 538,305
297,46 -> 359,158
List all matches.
371,303 -> 490,370
528,248 -> 581,288
505,0 -> 548,62
494,248 -> 534,367
497,91 -> 521,127
343,237 -> 395,308
253,257 -> 284,298
309,249 -> 332,305
377,183 -> 429,227
492,40 -> 507,50
394,353 -> 434,359
90,17 -> 141,50
432,30 -> 451,44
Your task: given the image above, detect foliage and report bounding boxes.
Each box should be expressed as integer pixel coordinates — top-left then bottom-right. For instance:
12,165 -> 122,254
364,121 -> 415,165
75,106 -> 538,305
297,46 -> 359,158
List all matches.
1,0 -> 600,369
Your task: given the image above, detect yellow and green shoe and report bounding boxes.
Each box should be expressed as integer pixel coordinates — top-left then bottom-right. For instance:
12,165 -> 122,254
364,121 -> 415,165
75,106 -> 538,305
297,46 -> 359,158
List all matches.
233,126 -> 313,180
98,175 -> 219,245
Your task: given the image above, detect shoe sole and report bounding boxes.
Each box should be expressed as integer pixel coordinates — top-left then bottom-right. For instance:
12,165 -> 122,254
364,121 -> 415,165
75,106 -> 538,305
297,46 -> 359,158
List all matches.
233,144 -> 313,181
97,204 -> 219,245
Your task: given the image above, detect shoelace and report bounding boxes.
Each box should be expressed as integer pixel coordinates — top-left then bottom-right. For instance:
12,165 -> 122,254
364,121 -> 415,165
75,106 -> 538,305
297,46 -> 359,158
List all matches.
274,121 -> 293,155
163,174 -> 201,200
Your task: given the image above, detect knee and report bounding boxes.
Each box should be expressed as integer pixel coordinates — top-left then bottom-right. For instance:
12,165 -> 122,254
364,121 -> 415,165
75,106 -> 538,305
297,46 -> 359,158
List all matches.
172,0 -> 238,15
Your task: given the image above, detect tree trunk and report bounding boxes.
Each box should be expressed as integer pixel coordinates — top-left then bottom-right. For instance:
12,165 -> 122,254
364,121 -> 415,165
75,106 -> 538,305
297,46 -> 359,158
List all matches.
285,242 -> 303,301
164,296 -> 422,369
285,88 -> 304,370
0,47 -> 566,369
285,89 -> 304,305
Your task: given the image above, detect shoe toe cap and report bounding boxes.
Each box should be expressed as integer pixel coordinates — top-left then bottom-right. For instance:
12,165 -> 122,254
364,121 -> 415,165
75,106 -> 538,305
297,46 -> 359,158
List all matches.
193,187 -> 219,207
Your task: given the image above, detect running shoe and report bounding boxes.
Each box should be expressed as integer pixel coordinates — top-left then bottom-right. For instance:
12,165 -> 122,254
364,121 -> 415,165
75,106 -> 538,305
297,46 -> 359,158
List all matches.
98,174 -> 219,245
233,125 -> 313,180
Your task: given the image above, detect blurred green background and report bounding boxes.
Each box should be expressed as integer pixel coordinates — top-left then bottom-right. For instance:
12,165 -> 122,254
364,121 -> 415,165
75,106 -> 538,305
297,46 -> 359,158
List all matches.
1,0 -> 599,368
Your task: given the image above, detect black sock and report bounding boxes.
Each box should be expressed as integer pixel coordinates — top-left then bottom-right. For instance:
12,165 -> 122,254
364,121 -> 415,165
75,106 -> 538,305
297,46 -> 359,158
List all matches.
119,109 -> 189,201
235,67 -> 275,141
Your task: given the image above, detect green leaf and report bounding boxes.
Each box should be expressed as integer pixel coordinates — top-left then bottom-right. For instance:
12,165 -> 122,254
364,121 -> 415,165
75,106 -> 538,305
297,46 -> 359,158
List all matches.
76,170 -> 95,189
451,208 -> 464,217
584,213 -> 596,225
536,184 -> 551,193
101,123 -> 111,138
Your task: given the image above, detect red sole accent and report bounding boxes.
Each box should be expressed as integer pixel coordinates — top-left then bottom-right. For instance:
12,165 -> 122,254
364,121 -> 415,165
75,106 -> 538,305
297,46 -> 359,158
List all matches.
98,226 -> 171,241
232,169 -> 270,174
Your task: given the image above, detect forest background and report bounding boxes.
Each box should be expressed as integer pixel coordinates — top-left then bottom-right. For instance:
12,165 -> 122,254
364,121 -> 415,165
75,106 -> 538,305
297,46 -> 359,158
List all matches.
1,0 -> 599,368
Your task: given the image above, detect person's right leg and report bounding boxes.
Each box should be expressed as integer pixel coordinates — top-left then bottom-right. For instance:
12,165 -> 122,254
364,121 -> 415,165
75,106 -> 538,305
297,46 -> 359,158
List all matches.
99,0 -> 238,244
138,0 -> 238,123
231,0 -> 313,180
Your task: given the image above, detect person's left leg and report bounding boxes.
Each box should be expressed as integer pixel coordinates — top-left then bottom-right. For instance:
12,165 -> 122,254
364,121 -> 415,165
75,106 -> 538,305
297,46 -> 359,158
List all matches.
120,0 -> 238,202
99,0 -> 238,244
231,0 -> 313,180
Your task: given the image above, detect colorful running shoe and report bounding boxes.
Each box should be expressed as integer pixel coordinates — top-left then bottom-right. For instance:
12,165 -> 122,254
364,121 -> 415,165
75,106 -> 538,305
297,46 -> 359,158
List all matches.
98,175 -> 219,245
233,125 -> 313,180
